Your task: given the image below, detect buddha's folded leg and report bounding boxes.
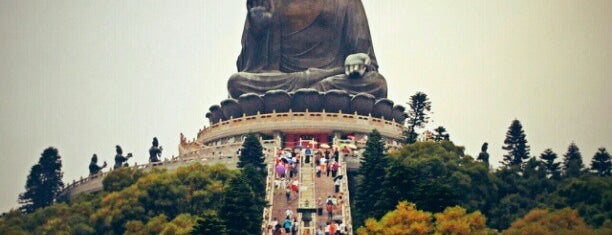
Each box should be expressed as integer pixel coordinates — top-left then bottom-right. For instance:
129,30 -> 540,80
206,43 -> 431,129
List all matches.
313,71 -> 388,98
227,68 -> 344,98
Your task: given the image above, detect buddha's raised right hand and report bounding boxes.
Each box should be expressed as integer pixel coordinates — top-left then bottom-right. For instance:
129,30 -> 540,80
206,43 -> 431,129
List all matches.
247,0 -> 272,35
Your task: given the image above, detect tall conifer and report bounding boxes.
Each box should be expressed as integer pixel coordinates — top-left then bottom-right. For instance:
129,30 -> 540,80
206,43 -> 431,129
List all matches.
501,119 -> 530,167
238,133 -> 265,170
563,142 -> 584,178
539,148 -> 561,179
355,129 -> 388,226
19,147 -> 64,213
404,92 -> 432,144
219,174 -> 263,235
590,147 -> 611,176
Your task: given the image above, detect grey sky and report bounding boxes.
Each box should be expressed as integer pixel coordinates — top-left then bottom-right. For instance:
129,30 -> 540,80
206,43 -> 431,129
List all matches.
0,1 -> 610,212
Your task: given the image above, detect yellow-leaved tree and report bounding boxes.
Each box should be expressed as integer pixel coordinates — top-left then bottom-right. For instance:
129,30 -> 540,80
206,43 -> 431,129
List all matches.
434,206 -> 490,235
357,201 -> 492,235
358,201 -> 434,235
502,208 -> 594,235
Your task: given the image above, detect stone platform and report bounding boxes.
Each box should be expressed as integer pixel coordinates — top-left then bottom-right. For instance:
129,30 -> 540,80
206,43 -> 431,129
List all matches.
179,110 -> 406,159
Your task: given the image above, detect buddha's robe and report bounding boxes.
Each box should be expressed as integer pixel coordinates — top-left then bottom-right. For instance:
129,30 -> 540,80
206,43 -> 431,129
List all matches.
228,0 -> 387,99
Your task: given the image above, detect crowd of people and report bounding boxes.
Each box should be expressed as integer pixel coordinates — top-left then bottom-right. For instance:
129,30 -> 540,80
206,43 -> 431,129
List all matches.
268,143 -> 351,235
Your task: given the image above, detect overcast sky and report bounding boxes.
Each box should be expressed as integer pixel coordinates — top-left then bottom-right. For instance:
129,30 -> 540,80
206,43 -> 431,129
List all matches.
0,0 -> 610,212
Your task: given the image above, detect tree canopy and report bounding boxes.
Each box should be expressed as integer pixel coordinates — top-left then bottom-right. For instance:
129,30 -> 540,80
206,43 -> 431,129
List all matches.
590,147 -> 610,177
19,147 -> 64,213
501,119 -> 530,167
354,129 -> 388,227
404,92 -> 432,144
563,142 -> 584,178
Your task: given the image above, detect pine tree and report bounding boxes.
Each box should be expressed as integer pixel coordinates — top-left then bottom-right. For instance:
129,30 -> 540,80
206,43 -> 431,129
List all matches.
590,147 -> 610,177
433,126 -> 450,141
404,92 -> 432,144
237,133 -> 267,204
191,210 -> 227,235
238,133 -> 265,170
219,174 -> 263,235
563,142 -> 584,178
19,147 -> 64,213
242,164 -> 267,199
355,129 -> 388,226
501,119 -> 530,167
539,148 -> 561,179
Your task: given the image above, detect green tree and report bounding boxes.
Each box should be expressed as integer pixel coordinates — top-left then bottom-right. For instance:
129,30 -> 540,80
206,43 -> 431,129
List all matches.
381,142 -> 497,217
553,175 -> 612,227
238,133 -> 265,171
192,210 -> 227,235
563,142 -> 584,178
102,167 -> 143,192
590,147 -> 610,177
236,133 -> 267,213
501,119 -> 530,167
539,148 -> 561,179
522,157 -> 552,199
355,129 -> 388,226
433,126 -> 450,141
19,147 -> 64,213
404,92 -> 432,144
219,174 -> 263,235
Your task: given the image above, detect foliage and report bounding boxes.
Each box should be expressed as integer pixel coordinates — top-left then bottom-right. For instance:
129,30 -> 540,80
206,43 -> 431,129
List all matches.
433,126 -> 450,141
563,142 -> 584,178
539,149 -> 561,179
357,201 -> 433,235
219,173 -> 264,235
102,167 -> 144,192
590,147 -> 610,176
1,163 -> 235,234
238,133 -> 265,170
356,140 -> 611,231
357,201 -> 490,235
501,120 -> 530,167
503,208 -> 593,235
434,206 -> 490,235
191,210 -> 227,235
354,129 -> 388,227
381,141 -> 496,215
552,174 -> 612,227
404,92 -> 432,144
19,147 -> 64,213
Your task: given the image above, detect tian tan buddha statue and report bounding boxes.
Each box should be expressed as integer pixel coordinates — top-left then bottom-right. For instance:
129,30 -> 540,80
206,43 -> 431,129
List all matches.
228,0 -> 388,99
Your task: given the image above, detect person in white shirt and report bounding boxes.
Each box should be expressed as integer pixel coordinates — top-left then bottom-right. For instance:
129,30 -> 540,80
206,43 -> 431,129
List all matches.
286,208 -> 293,218
334,178 -> 341,193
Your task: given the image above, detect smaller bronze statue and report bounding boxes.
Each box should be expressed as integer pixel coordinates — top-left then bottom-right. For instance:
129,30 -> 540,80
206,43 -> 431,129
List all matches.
477,142 -> 490,165
114,145 -> 132,169
149,137 -> 163,163
89,154 -> 107,175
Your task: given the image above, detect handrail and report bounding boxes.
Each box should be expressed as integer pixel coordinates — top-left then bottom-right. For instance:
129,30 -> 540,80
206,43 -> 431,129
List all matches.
261,162 -> 275,235
60,154 -> 241,198
339,161 -> 353,234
